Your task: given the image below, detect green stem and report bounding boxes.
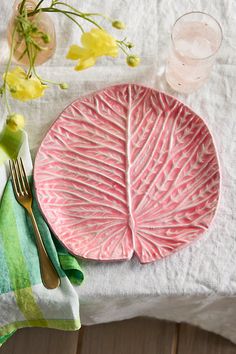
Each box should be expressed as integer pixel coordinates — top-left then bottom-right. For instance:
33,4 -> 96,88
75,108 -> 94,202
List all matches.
13,34 -> 24,55
14,17 -> 34,77
81,12 -> 111,20
34,0 -> 45,12
53,2 -> 112,24
51,2 -> 84,16
30,50 -> 39,80
21,27 -> 34,78
52,2 -> 112,22
2,25 -> 18,115
4,31 -> 17,83
17,48 -> 27,61
3,92 -> 11,116
32,67 -> 61,86
30,52 -> 59,86
19,0 -> 27,14
30,38 -> 43,51
63,12 -> 84,33
117,42 -> 129,56
28,7 -> 103,29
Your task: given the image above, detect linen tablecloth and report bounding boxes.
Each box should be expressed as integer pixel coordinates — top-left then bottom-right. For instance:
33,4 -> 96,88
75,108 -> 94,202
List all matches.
1,0 -> 236,344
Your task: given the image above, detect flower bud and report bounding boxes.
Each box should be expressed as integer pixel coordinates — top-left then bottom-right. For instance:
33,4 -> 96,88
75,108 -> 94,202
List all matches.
126,55 -> 140,67
6,113 -> 25,132
42,33 -> 50,43
59,83 -> 69,90
31,25 -> 38,33
112,20 -> 126,30
126,42 -> 134,49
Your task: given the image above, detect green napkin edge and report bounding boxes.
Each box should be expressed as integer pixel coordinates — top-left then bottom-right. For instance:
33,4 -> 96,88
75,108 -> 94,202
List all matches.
0,331 -> 16,346
58,254 -> 84,285
31,178 -> 84,285
53,234 -> 84,285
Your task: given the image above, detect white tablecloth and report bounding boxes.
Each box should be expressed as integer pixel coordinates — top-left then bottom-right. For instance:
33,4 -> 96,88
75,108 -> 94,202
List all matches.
1,0 -> 236,344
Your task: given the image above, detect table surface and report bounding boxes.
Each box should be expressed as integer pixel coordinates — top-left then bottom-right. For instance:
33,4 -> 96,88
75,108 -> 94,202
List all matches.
1,0 -> 236,344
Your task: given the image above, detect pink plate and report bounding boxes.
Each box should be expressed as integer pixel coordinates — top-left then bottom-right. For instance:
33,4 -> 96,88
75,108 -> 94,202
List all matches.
34,84 -> 220,263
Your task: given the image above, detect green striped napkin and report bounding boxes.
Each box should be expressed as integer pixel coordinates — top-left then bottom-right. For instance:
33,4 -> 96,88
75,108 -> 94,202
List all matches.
0,177 -> 84,346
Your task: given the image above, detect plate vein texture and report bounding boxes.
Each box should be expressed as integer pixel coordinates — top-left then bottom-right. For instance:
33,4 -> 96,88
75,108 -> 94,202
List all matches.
34,84 -> 220,263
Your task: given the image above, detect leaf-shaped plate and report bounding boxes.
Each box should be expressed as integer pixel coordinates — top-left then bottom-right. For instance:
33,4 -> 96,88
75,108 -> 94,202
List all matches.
34,84 -> 220,263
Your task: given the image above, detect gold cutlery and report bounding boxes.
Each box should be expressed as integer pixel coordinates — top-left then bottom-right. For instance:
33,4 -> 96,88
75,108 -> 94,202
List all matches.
9,158 -> 60,289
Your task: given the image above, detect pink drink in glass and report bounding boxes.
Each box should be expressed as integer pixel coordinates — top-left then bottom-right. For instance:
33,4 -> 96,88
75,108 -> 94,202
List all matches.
165,12 -> 222,93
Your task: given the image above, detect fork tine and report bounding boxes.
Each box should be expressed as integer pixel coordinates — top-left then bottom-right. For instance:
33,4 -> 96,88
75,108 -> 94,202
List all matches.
15,159 -> 26,196
9,160 -> 21,196
15,159 -> 25,195
19,158 -> 31,196
17,159 -> 26,194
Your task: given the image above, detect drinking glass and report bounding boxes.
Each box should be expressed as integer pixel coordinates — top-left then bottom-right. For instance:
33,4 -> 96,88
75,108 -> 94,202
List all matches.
165,12 -> 223,93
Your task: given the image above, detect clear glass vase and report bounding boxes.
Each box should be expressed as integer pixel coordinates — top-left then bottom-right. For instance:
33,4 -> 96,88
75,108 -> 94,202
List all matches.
7,0 -> 56,66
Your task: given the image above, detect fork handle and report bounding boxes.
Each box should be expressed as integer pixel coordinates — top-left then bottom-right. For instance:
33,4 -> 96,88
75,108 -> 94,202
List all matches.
29,209 -> 60,289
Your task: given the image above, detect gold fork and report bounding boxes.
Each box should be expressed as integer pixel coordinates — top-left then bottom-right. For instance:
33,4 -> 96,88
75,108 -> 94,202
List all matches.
9,158 -> 60,289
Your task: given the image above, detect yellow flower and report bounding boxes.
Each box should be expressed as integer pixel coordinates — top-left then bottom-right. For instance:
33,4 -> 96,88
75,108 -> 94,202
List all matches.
4,67 -> 46,101
66,28 -> 118,71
